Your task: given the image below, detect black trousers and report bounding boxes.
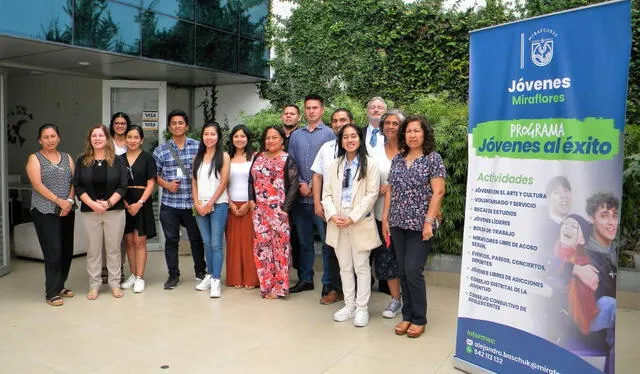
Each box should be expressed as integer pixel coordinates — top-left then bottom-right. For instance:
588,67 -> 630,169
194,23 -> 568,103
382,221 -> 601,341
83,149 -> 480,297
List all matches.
390,227 -> 432,325
159,205 -> 205,278
31,209 -> 75,300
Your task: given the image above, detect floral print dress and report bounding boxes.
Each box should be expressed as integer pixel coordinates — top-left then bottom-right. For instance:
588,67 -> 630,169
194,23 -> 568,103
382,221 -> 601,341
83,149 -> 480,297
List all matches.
250,152 -> 294,297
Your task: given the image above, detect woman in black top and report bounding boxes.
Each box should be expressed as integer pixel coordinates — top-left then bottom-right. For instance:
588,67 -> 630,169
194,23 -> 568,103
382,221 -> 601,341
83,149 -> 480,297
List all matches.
73,124 -> 128,300
120,125 -> 157,293
26,123 -> 76,306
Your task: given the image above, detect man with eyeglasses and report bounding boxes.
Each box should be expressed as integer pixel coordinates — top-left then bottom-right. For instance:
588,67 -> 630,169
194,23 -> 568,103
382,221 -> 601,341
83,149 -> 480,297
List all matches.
364,97 -> 387,154
153,109 -> 205,290
310,108 -> 353,304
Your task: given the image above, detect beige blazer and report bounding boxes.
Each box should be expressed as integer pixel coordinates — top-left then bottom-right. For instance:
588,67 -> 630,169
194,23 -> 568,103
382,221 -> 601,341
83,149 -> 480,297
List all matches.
322,155 -> 381,252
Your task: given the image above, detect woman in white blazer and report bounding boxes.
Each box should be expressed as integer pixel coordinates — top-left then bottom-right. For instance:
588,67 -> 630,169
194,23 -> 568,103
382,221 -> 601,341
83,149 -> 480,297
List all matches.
322,124 -> 380,327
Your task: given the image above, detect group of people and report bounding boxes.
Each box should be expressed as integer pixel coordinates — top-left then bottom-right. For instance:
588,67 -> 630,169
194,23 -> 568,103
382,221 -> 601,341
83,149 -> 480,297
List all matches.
28,95 -> 447,338
541,176 -> 618,372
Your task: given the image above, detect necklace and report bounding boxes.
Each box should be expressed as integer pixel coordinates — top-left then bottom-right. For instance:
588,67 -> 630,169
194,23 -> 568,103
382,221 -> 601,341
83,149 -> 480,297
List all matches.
40,151 -> 64,172
95,159 -> 104,167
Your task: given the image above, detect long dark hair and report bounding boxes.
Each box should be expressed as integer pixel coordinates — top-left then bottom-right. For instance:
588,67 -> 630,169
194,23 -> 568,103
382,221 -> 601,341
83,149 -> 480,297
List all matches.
398,115 -> 435,156
227,124 -> 254,161
259,125 -> 285,152
193,122 -> 223,180
109,112 -> 131,136
336,123 -> 368,182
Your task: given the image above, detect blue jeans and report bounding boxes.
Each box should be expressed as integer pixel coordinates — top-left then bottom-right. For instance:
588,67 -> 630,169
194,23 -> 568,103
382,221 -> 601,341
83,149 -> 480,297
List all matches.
293,202 -> 325,283
195,203 -> 229,278
318,220 -> 332,286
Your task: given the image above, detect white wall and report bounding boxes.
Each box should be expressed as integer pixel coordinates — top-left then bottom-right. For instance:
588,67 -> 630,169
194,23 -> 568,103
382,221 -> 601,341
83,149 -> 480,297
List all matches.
7,76 -> 269,181
193,83 -> 270,130
7,74 -> 102,179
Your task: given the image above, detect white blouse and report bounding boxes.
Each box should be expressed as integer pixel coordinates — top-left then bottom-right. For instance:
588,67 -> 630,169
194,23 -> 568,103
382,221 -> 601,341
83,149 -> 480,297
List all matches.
196,161 -> 228,204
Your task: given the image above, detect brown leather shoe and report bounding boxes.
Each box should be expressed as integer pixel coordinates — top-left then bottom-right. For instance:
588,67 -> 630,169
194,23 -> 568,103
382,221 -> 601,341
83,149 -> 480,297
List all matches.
320,290 -> 343,305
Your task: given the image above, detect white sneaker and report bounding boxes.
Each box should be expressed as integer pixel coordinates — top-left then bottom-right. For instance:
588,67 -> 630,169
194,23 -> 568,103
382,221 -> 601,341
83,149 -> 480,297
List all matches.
121,274 -> 136,289
353,307 -> 369,327
333,305 -> 356,322
195,274 -> 212,290
133,277 -> 145,293
210,278 -> 221,298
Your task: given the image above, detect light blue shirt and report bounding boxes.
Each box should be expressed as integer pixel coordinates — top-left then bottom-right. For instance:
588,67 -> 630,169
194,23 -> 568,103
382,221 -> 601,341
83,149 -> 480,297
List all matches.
288,122 -> 335,204
340,156 -> 359,206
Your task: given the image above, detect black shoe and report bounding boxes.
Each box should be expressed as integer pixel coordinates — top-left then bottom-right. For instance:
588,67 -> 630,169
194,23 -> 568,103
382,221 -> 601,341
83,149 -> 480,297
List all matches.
321,284 -> 331,297
290,281 -> 314,293
164,276 -> 179,290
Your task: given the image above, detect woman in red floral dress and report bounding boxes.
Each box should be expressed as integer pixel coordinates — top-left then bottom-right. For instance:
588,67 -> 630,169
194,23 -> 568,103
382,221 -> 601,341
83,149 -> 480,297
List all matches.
249,126 -> 298,299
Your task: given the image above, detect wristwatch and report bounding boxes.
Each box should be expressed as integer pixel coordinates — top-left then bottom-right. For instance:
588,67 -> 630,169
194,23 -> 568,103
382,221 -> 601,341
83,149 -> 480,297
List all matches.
138,199 -> 145,205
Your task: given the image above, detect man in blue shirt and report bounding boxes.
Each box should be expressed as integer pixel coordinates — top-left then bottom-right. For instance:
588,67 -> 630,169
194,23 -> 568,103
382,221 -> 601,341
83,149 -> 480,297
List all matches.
153,109 -> 205,289
288,95 -> 336,293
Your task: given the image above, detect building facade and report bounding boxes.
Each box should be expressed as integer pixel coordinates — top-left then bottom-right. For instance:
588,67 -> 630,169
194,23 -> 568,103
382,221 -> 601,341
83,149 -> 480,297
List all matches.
0,0 -> 272,275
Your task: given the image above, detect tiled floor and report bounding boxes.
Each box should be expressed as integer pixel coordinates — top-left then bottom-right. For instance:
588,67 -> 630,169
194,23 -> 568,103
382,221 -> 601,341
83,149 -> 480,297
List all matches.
0,252 -> 638,374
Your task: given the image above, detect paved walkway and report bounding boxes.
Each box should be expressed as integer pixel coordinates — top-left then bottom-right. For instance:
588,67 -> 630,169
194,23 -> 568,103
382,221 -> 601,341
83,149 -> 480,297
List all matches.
0,252 -> 637,373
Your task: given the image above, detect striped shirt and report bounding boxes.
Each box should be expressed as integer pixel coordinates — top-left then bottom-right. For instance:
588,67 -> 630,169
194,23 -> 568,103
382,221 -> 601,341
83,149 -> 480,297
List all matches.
153,137 -> 200,209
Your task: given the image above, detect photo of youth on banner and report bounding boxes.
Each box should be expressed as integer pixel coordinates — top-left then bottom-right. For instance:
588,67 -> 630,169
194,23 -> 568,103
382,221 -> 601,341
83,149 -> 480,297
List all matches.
454,1 -> 631,374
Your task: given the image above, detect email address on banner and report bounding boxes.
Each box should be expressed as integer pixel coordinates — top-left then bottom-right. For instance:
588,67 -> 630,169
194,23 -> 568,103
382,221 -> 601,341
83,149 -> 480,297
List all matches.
473,342 -> 562,374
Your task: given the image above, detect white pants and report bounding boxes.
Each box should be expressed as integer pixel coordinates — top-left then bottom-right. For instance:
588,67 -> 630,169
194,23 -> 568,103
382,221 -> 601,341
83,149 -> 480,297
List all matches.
334,206 -> 371,308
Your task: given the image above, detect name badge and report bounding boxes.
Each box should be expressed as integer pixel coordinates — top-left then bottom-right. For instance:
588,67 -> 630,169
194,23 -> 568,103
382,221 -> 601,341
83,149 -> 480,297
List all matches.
176,168 -> 184,178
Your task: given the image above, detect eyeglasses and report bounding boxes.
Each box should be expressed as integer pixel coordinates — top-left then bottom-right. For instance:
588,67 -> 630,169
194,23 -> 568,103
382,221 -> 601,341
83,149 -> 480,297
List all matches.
343,168 -> 351,188
113,122 -> 128,126
126,166 -> 134,181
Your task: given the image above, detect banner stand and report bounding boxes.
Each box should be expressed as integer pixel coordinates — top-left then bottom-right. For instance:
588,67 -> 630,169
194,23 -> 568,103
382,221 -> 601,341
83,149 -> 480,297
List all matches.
453,357 -> 494,374
454,1 -> 631,373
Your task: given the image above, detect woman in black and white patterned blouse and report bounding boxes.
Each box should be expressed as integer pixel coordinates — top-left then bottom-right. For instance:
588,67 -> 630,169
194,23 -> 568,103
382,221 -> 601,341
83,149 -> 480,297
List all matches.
26,123 -> 76,307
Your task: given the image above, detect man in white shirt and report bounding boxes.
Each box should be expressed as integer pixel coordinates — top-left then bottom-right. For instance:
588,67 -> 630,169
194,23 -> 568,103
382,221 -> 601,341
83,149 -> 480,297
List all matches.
364,97 -> 387,154
311,108 -> 353,304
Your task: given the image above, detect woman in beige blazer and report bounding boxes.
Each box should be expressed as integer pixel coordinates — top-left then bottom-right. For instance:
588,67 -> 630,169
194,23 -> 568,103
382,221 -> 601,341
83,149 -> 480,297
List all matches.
322,124 -> 380,327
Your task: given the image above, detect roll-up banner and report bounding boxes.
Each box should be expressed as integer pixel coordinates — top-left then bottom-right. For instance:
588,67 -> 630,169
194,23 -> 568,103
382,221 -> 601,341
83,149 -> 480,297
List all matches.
454,1 -> 631,373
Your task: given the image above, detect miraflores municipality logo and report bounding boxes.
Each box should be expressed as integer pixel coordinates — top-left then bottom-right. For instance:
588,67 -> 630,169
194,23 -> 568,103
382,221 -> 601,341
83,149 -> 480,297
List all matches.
529,28 -> 558,67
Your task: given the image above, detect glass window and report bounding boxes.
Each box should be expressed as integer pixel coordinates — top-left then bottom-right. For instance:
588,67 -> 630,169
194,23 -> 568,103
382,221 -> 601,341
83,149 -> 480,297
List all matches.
0,0 -> 72,43
141,12 -> 194,64
238,37 -> 267,78
238,0 -> 267,38
195,26 -> 236,72
74,1 -> 141,55
113,0 -> 141,6
142,0 -> 194,20
113,0 -> 142,6
195,0 -> 237,32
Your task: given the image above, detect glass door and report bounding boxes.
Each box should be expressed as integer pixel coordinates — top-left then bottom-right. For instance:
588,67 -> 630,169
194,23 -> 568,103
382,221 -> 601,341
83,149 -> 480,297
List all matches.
102,80 -> 167,251
0,70 -> 10,276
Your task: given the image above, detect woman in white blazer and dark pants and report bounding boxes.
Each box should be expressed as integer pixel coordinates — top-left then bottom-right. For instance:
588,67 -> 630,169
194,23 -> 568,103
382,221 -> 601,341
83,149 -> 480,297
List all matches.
322,124 -> 380,327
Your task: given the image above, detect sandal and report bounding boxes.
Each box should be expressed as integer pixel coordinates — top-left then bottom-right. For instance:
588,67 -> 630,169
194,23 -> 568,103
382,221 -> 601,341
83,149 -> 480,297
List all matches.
395,321 -> 411,335
59,288 -> 75,298
407,324 -> 425,338
233,285 -> 243,289
111,287 -> 124,298
47,296 -> 63,306
87,289 -> 99,300
264,293 -> 278,300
